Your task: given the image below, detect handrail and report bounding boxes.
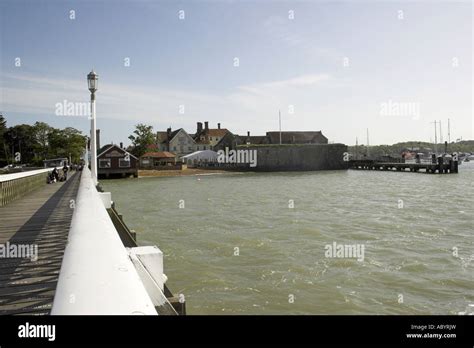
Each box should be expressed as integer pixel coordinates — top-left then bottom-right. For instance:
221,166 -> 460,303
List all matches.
51,166 -> 157,315
0,168 -> 52,206
0,168 -> 51,182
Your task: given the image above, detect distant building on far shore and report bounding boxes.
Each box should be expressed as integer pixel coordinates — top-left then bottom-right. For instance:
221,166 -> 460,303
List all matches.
151,123 -> 329,157
140,151 -> 178,169
236,131 -> 328,146
266,131 -> 328,144
154,121 -> 232,155
156,128 -> 195,157
193,121 -> 231,151
97,143 -> 138,178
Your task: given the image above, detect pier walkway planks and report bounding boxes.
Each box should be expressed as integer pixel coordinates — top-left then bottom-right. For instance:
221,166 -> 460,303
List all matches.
0,172 -> 80,315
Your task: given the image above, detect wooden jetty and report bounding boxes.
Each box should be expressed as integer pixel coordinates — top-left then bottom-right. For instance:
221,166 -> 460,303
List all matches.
0,172 -> 80,314
349,157 -> 458,174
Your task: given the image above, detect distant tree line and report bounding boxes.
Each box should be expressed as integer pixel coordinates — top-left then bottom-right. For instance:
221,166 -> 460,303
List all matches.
0,114 -> 87,167
349,141 -> 474,159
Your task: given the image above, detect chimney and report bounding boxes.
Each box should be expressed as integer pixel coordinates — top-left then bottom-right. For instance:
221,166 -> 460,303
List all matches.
218,123 -> 221,129
204,121 -> 209,131
96,129 -> 101,152
167,127 -> 172,139
247,131 -> 250,137
197,122 -> 203,134
120,142 -> 123,149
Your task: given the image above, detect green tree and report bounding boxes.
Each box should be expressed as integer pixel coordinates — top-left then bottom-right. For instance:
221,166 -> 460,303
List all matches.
62,127 -> 87,163
0,115 -> 86,166
128,123 -> 155,157
3,124 -> 36,164
32,121 -> 52,161
0,114 -> 7,164
48,127 -> 86,163
0,114 -> 6,137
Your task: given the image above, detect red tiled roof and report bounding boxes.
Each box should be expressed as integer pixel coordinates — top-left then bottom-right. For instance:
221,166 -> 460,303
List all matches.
194,128 -> 229,144
141,151 -> 176,158
207,129 -> 229,137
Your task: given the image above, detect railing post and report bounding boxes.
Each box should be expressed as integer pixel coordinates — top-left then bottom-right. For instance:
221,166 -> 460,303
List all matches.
437,156 -> 443,174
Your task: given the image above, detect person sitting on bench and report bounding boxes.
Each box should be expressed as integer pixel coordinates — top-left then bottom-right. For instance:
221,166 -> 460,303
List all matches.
52,167 -> 59,181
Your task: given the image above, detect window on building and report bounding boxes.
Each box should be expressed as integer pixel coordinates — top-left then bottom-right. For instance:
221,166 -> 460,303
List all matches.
188,146 -> 193,151
99,159 -> 111,168
119,158 -> 130,168
173,146 -> 177,151
197,146 -> 200,150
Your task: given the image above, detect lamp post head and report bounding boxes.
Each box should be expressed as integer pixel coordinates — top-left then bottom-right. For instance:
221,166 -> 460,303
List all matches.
87,70 -> 98,93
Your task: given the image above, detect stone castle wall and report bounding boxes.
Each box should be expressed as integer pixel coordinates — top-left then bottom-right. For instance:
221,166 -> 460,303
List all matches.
236,144 -> 348,171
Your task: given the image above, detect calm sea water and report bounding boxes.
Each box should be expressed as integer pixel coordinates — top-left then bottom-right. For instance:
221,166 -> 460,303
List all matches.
101,163 -> 474,315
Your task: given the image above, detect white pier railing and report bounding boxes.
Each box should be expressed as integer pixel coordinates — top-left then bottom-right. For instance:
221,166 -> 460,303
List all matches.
51,167 -> 160,315
0,168 -> 51,206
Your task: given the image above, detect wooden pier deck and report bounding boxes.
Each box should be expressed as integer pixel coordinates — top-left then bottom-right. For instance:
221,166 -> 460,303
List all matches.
0,172 -> 80,315
349,159 -> 458,174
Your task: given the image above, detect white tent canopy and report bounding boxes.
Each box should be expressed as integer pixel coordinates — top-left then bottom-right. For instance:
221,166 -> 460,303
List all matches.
181,150 -> 218,164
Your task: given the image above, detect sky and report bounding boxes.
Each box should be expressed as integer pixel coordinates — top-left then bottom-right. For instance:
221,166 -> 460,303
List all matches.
0,0 -> 472,146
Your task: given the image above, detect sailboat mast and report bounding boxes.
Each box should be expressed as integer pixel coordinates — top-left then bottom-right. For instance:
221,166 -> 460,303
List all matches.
448,118 -> 451,144
279,110 -> 282,145
439,120 -> 443,144
432,120 -> 438,155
